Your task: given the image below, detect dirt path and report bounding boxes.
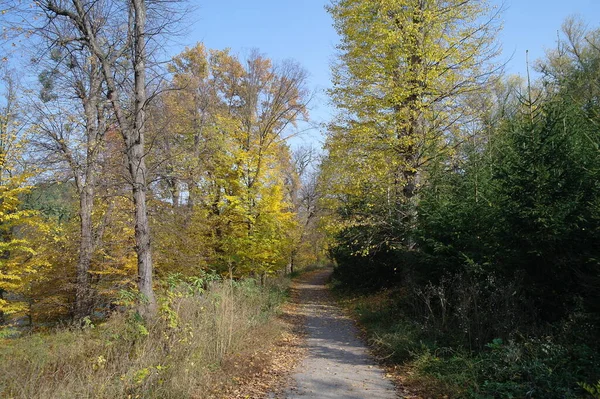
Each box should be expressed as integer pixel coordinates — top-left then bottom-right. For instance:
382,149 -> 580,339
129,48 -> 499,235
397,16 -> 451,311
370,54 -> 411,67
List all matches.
274,269 -> 398,399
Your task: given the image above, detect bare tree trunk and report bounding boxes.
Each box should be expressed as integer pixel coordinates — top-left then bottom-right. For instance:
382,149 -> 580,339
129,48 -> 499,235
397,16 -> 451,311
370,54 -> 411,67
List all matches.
169,177 -> 180,208
129,148 -> 156,315
75,182 -> 94,319
289,251 -> 295,275
74,69 -> 103,319
130,0 -> 156,317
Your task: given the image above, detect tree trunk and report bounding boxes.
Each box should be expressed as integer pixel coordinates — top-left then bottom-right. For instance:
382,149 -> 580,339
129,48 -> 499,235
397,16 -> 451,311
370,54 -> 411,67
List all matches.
129,147 -> 156,316
130,0 -> 156,317
74,183 -> 94,319
289,249 -> 296,275
0,289 -> 5,325
170,177 -> 180,208
73,56 -> 103,320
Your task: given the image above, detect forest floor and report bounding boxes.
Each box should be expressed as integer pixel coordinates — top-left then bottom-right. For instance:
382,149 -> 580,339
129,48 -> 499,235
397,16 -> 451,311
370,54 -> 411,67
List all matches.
266,269 -> 408,399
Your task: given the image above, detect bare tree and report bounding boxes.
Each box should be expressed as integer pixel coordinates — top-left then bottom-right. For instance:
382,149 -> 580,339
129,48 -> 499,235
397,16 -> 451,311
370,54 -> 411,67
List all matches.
28,42 -> 108,319
30,0 -> 185,316
286,145 -> 321,273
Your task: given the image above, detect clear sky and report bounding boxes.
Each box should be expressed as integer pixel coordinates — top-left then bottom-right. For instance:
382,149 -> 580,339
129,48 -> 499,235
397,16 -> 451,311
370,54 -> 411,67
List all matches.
499,0 -> 600,76
179,0 -> 600,147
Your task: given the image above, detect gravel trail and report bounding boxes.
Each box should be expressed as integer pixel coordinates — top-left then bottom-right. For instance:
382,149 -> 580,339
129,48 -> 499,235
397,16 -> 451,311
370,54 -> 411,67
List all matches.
279,269 -> 398,399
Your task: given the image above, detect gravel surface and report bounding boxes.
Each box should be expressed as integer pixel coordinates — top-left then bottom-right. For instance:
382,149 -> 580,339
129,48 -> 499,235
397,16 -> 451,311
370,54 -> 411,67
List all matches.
278,269 -> 398,399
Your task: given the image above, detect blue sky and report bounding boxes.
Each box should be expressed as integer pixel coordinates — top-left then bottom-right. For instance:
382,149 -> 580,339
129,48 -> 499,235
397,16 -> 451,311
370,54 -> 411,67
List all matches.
500,0 -> 600,75
182,0 -> 337,146
179,0 -> 600,147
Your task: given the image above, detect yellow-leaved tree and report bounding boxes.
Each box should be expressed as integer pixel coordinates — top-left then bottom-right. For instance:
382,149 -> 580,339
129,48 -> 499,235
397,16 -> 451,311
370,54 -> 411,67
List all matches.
322,0 -> 502,255
0,69 -> 51,323
152,44 -> 309,278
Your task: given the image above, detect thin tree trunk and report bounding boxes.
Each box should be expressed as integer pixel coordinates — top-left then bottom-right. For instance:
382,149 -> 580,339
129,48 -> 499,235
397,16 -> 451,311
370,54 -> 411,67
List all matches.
170,177 -> 180,208
74,74 -> 101,319
0,289 -> 5,325
129,147 -> 156,315
289,251 -> 295,275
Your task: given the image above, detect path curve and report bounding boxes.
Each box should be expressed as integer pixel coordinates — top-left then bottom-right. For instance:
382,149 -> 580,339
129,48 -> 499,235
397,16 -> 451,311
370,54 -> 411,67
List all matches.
278,269 -> 397,399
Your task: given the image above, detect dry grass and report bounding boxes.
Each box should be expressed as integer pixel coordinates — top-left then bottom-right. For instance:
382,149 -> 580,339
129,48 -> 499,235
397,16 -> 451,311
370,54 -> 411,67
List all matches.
0,277 -> 289,399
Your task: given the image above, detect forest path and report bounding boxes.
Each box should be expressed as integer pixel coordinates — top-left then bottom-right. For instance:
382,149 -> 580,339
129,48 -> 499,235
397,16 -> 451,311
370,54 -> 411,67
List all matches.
272,269 -> 398,399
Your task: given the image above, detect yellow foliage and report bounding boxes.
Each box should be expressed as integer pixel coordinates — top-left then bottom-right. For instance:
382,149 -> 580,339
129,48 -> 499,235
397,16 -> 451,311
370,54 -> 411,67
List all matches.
152,44 -> 309,278
322,0 -> 501,243
0,133 -> 53,317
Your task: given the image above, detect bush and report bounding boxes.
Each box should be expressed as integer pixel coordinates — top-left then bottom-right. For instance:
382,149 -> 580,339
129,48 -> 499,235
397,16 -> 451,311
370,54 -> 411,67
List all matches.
340,286 -> 600,399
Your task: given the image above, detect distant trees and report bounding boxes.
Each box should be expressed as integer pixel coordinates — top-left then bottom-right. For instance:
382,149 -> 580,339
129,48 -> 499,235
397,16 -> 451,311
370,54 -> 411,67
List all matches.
288,146 -> 322,273
154,44 -> 312,279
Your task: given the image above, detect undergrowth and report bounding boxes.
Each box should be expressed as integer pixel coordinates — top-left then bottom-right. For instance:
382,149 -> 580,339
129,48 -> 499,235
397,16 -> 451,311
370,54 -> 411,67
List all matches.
0,273 -> 289,398
337,285 -> 600,399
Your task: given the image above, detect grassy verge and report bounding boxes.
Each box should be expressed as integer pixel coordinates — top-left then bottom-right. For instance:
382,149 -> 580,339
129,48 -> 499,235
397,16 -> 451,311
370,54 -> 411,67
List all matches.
336,287 -> 600,399
0,275 -> 290,399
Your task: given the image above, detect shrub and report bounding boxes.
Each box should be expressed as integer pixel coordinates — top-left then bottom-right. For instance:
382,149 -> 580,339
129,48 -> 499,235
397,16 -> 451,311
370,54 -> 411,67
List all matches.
339,285 -> 600,399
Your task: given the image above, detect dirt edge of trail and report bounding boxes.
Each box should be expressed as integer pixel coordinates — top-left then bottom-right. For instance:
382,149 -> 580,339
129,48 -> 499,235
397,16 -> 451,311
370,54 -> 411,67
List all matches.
225,271 -> 312,398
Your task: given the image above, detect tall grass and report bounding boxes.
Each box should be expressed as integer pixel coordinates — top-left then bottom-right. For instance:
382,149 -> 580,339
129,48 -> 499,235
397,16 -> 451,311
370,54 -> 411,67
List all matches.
0,276 -> 289,398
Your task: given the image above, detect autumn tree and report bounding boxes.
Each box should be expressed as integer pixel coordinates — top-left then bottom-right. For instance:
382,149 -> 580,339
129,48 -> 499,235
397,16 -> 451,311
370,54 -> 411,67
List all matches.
322,0 -> 502,263
0,68 -> 50,322
286,146 -> 324,272
154,45 -> 310,278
